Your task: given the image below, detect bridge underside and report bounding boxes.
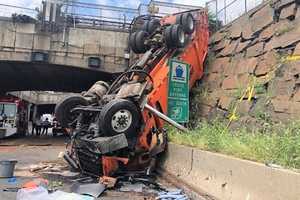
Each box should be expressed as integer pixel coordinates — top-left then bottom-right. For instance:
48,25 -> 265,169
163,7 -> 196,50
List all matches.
0,61 -> 119,93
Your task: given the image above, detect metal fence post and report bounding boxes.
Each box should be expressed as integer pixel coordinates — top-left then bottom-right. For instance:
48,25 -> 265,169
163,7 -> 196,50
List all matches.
224,0 -> 226,24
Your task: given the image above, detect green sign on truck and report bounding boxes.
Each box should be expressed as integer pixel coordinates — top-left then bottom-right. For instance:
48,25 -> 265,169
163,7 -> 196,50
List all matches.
167,59 -> 190,123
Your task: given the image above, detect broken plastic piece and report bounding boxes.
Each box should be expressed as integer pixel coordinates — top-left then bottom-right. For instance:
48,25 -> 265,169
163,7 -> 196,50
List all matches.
16,186 -> 49,200
71,183 -> 106,198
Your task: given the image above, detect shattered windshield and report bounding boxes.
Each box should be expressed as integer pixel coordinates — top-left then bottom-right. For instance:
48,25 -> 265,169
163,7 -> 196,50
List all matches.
0,103 -> 17,118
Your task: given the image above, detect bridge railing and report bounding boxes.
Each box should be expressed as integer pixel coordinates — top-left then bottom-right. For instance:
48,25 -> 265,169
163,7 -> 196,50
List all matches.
0,0 -> 207,31
0,3 -> 38,18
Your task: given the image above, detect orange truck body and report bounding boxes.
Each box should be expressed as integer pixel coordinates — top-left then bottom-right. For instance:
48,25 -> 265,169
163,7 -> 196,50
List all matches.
102,9 -> 209,176
139,10 -> 209,150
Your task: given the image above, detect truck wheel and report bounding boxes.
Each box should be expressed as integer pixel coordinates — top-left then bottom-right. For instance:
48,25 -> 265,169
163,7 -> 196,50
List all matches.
99,99 -> 140,138
176,13 -> 195,34
129,33 -> 138,53
130,31 -> 149,54
129,31 -> 149,54
142,19 -> 161,34
164,24 -> 185,48
55,95 -> 88,128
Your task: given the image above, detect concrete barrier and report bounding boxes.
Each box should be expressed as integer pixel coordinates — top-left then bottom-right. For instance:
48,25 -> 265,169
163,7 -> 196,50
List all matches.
160,143 -> 300,200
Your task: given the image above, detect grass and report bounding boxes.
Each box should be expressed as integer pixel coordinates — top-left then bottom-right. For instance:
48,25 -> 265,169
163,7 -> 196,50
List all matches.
168,121 -> 300,170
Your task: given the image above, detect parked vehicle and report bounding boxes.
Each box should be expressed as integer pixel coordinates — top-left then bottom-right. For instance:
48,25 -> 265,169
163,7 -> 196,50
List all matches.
0,96 -> 28,138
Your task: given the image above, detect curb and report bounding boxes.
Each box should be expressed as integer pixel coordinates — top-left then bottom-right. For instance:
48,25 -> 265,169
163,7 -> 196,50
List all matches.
160,143 -> 300,200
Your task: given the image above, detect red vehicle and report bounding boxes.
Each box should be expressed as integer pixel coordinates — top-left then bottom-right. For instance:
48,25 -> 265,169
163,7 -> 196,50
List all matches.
0,96 -> 28,138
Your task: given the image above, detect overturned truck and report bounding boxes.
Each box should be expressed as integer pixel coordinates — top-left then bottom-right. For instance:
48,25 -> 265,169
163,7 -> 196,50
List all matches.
55,9 -> 209,178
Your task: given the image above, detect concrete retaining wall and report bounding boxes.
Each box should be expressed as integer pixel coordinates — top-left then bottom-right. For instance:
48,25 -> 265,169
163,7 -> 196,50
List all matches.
161,143 -> 300,200
0,19 -> 128,73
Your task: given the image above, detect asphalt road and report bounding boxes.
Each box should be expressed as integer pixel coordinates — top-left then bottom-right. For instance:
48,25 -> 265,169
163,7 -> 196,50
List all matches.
0,137 -> 171,200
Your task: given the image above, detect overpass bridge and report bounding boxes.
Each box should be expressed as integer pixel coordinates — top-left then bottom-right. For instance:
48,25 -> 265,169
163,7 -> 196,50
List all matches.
0,17 -> 129,92
0,0 -> 202,93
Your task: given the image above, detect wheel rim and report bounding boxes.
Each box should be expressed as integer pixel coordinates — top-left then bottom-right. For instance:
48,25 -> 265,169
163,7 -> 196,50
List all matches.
111,109 -> 132,133
187,16 -> 194,32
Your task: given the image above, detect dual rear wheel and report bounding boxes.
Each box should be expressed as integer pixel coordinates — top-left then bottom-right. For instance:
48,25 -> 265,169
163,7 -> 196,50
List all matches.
129,13 -> 195,54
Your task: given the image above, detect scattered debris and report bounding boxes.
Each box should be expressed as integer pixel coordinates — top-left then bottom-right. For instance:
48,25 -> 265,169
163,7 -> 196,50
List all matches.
71,183 -> 106,198
119,182 -> 145,193
99,176 -> 117,189
17,186 -> 49,200
265,163 -> 284,169
48,181 -> 64,191
50,190 -> 95,200
157,189 -> 190,200
22,178 -> 49,189
17,186 -> 95,200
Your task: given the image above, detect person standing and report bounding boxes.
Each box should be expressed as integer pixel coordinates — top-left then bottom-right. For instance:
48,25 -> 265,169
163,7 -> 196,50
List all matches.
31,118 -> 36,135
35,117 -> 42,136
42,118 -> 50,136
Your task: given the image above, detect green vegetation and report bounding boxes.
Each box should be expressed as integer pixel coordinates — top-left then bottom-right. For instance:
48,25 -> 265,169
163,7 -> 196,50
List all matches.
275,25 -> 295,37
208,12 -> 222,33
168,121 -> 300,169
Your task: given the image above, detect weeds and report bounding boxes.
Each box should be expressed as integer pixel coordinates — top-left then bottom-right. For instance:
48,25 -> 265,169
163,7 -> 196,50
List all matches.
168,120 -> 300,169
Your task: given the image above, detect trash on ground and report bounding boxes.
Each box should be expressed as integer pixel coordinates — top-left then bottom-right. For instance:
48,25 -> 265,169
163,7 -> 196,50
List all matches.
48,180 -> 64,191
99,176 -> 117,188
22,178 -> 49,189
119,182 -> 145,193
8,177 -> 17,183
3,187 -> 20,192
156,189 -> 189,200
50,190 -> 95,200
16,186 -> 49,200
71,182 -> 106,198
16,186 -> 95,200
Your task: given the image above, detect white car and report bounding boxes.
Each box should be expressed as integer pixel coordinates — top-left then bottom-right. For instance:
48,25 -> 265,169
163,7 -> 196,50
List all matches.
41,114 -> 54,125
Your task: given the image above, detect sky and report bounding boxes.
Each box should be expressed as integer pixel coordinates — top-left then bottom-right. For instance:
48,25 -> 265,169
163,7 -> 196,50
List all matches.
0,0 -> 262,24
0,0 -> 207,22
0,0 -> 207,9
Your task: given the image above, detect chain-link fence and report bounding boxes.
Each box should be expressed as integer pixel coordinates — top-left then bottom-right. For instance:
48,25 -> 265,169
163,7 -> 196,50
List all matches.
206,0 -> 263,27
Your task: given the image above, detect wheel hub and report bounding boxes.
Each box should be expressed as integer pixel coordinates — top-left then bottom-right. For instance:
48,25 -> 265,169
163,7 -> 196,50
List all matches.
179,29 -> 185,44
111,109 -> 132,133
188,16 -> 194,32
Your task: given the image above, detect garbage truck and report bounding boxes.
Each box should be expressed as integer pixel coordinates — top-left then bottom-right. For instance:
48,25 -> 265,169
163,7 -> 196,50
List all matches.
55,8 -> 209,178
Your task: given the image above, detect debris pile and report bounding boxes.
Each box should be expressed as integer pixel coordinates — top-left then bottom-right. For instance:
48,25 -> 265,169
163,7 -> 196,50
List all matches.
194,0 -> 300,128
4,160 -> 190,200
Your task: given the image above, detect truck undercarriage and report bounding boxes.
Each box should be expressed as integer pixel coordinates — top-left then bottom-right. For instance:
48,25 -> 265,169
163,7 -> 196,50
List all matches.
55,9 -> 209,178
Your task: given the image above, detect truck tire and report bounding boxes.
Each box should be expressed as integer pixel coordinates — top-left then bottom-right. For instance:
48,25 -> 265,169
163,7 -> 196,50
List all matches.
99,99 -> 141,138
176,13 -> 195,34
135,31 -> 149,53
164,24 -> 185,48
164,25 -> 173,48
142,19 -> 161,34
129,31 -> 149,54
129,32 -> 138,54
55,95 -> 88,128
